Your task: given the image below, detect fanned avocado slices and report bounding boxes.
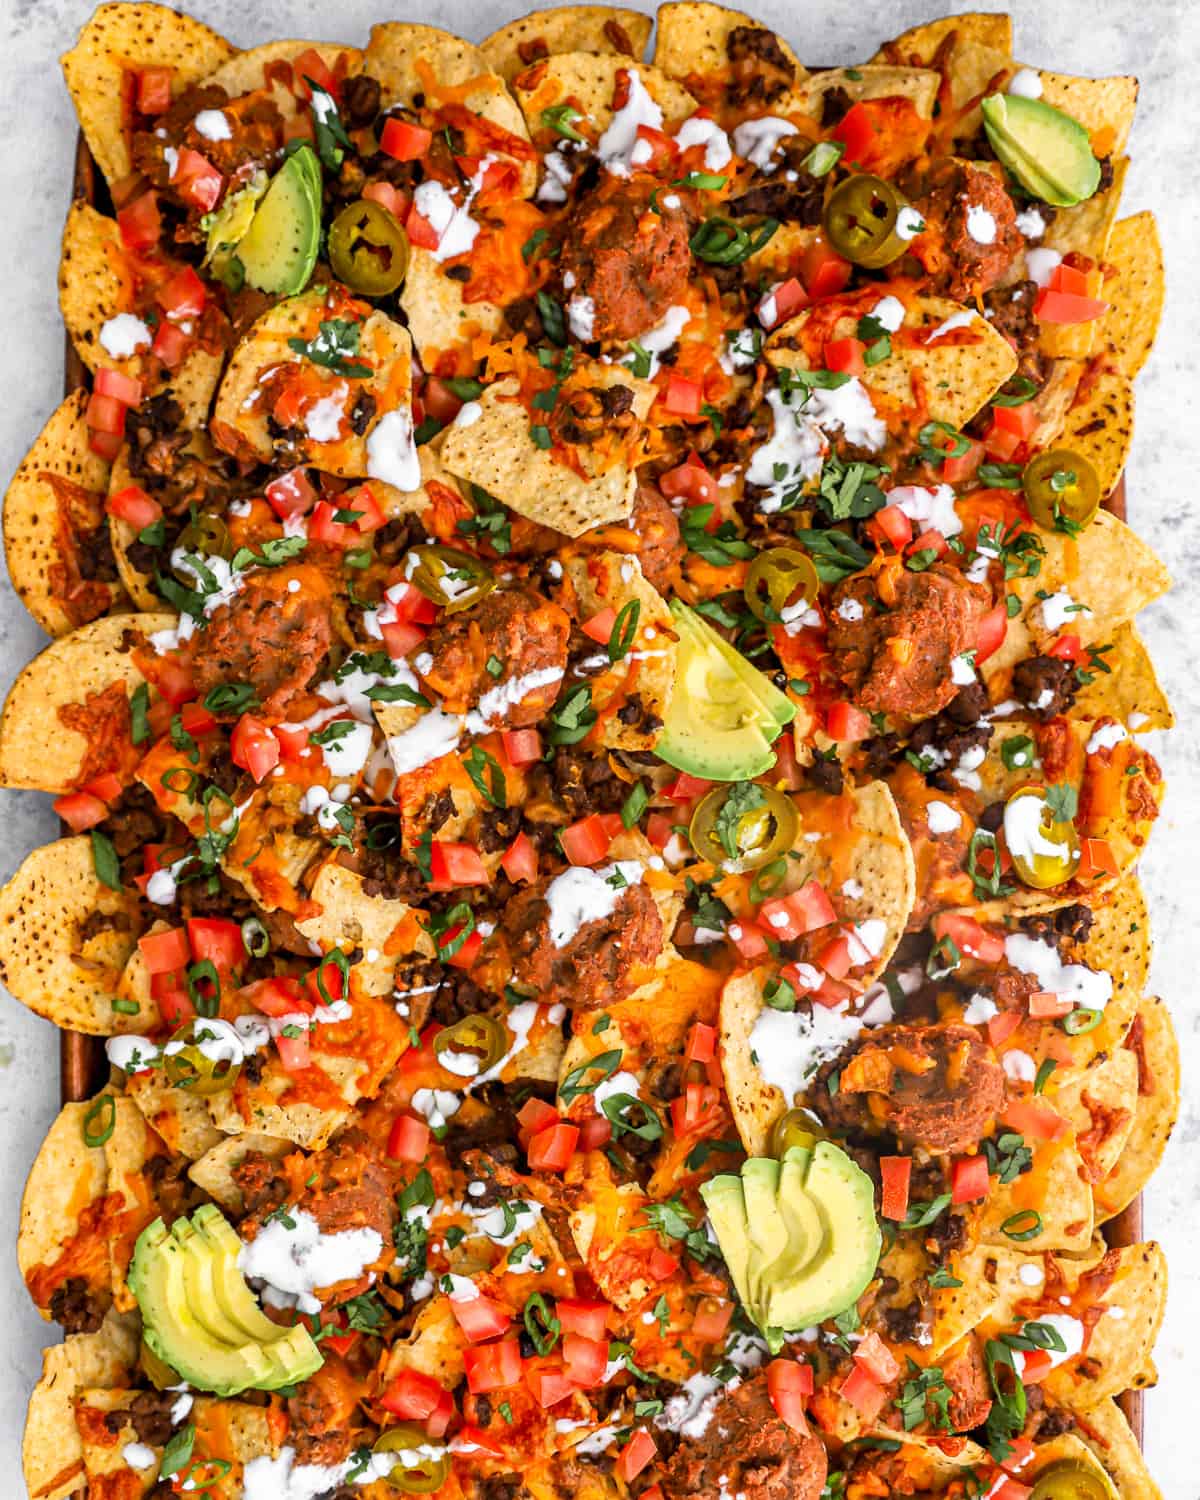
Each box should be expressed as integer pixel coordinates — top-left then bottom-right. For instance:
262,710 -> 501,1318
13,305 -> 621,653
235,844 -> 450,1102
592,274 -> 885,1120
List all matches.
981,93 -> 1102,207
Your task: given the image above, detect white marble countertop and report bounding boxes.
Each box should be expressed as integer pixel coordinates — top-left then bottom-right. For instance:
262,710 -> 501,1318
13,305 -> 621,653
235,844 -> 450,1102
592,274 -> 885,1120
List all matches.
0,0 -> 1195,1494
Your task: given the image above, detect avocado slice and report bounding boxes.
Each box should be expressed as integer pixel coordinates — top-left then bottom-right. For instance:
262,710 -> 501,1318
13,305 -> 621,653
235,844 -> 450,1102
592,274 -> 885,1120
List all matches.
673,602 -> 796,729
763,1141 -> 882,1334
183,1205 -> 283,1344
981,93 -> 1101,208
237,144 -> 322,295
700,1173 -> 754,1313
741,1157 -> 790,1323
172,1215 -> 258,1348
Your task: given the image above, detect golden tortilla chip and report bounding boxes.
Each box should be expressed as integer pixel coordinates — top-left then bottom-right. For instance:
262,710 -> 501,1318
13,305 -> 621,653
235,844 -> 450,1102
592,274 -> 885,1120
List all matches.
187,1132 -> 293,1215
1095,994 -> 1179,1224
1062,876 -> 1151,1068
23,1312 -> 139,1500
60,2 -> 235,187
3,390 -> 127,638
0,837 -> 142,1035
511,52 -> 697,141
482,6 -> 652,83
0,609 -> 173,793
1072,623 -> 1173,732
1053,1044 -> 1139,1184
1099,212 -> 1165,380
653,3 -> 803,87
18,1102 -> 110,1317
1075,1397 -> 1163,1500
1033,70 -> 1139,159
400,247 -> 506,367
1035,157 -> 1128,362
295,859 -> 414,996
125,1067 -> 224,1161
768,295 -> 1017,431
212,289 -> 414,477
873,13 -> 1014,63
104,1094 -> 165,1310
563,551 -> 676,751
983,1132 -> 1095,1254
200,40 -> 362,124
383,1297 -> 468,1388
439,359 -> 656,536
782,65 -> 941,124
77,1388 -> 161,1490
982,507 -> 1169,679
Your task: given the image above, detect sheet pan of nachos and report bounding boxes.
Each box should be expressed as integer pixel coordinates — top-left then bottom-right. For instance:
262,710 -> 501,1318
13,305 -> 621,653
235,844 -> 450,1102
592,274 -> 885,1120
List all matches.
0,4 -> 1176,1497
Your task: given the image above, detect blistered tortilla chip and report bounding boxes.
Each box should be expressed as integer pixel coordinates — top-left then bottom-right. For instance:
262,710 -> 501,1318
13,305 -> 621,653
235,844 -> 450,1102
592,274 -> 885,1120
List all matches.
200,40 -> 362,124
3,389 -> 127,638
1063,876 -> 1151,1067
400,246 -> 506,367
212,289 -> 414,477
104,1094 -> 168,1310
58,201 -> 222,426
653,2 -> 803,87
125,1068 -> 224,1161
1072,623 -> 1173,732
1053,1044 -> 1139,1184
295,860 -> 415,996
1036,158 -> 1128,362
439,362 -> 656,536
1043,1241 -> 1166,1411
219,780 -> 324,915
191,1396 -> 279,1464
562,552 -> 676,750
1095,995 -> 1179,1224
482,6 -> 651,82
60,2 -> 235,186
768,296 -> 1017,431
0,837 -> 142,1035
982,508 -> 1170,679
1025,357 -> 1084,453
1031,70 -> 1139,159
873,13 -> 1013,63
23,1312 -> 139,1500
366,24 -> 537,197
511,52 -> 697,142
0,609 -> 173,793
1026,1433 -> 1137,1500
782,65 -> 941,125
18,1102 -> 110,1316
187,1132 -> 293,1215
1075,1397 -> 1163,1500
383,1297 -> 468,1387
981,1128 -> 1094,1253
872,22 -> 1011,150
1098,212 -> 1164,380
77,1388 -> 160,1488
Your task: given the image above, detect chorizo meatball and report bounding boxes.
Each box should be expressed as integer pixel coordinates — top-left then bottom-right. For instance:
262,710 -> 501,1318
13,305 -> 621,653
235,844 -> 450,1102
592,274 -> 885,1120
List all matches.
628,480 -> 685,591
912,159 -> 1023,302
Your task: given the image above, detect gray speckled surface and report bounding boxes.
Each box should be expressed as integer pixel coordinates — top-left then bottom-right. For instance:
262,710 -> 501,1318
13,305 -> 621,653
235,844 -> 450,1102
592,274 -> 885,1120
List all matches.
0,0 -> 1196,1493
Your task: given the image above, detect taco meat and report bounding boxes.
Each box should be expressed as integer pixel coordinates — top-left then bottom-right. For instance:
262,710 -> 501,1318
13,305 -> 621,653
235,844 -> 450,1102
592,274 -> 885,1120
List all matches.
911,159 -> 1023,301
826,563 -> 991,718
628,480 -> 686,591
725,25 -> 796,108
186,563 -> 332,717
416,587 -> 570,725
814,1022 -> 1005,1153
288,1355 -> 361,1466
559,173 -> 692,342
660,1369 -> 827,1500
942,1334 -> 994,1431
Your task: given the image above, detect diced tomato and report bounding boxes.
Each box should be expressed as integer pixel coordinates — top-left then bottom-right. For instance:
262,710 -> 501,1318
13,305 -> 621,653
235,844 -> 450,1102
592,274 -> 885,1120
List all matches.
646,1246 -> 680,1281
241,975 -> 307,1018
151,319 -> 191,369
501,728 -> 541,766
363,180 -> 410,218
381,117 -> 434,161
382,1368 -> 450,1419
1078,837 -> 1119,880
879,1156 -> 912,1221
406,204 -> 441,250
998,1436 -> 1037,1476
975,603 -> 1009,665
659,459 -> 718,508
321,1328 -> 358,1359
824,336 -> 866,375
872,505 -> 913,550
561,813 -> 614,867
429,840 -> 487,888
264,467 -> 317,519
664,771 -> 712,801
771,729 -> 805,789
854,1331 -> 901,1385
757,878 -> 837,942
801,236 -> 852,299
1028,990 -> 1074,1019
839,1364 -> 888,1420
171,147 -> 223,212
452,1293 -> 513,1344
557,1299 -> 609,1342
692,1297 -> 734,1341
136,66 -> 173,115
950,1154 -> 991,1204
185,917 -> 243,972
1049,263 -> 1091,297
150,971 -> 194,1029
670,1082 -> 720,1136
764,276 -> 808,329
615,1429 -> 656,1483
525,1364 -> 575,1408
53,791 -> 109,833
387,1113 -> 431,1163
817,931 -> 854,979
987,1010 -> 1022,1048
117,190 -> 161,251
983,421 -> 1023,462
581,607 -> 617,645
308,955 -> 345,1010
148,656 -> 196,708
292,46 -> 340,100
230,714 -> 280,783
463,1337 -> 522,1394
767,1358 -> 813,1433
156,265 -> 207,319
942,439 -> 985,485
908,528 -> 949,560
1034,288 -> 1108,324
579,1115 -> 613,1150
991,404 -> 1037,442
562,1332 -> 609,1387
441,922 -> 482,972
1001,1099 -> 1067,1141
94,367 -> 143,407
726,920 -> 767,959
380,617 -> 427,659
418,376 -> 464,425
455,1425 -> 504,1458
527,1122 -> 579,1172
308,501 -> 352,547
275,1030 -> 311,1072
106,484 -> 160,530
632,123 -> 678,172
833,102 -> 876,166
500,831 -> 538,884
347,484 -> 387,533
662,372 -> 703,418
87,428 -> 123,461
825,700 -> 871,742
931,912 -> 1005,964
645,813 -> 675,851
517,1097 -> 560,1139
685,1021 -> 716,1065
138,926 -> 191,975
1046,633 -> 1083,663
81,772 -> 123,802
986,1479 -> 1033,1500
86,392 -> 128,437
384,579 -> 439,624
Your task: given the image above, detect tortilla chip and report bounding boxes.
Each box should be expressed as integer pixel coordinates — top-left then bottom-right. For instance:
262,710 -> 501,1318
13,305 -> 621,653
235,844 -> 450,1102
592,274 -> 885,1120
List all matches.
1053,1045 -> 1139,1184
58,201 -> 222,427
782,65 -> 941,125
1033,70 -> 1139,159
982,508 -> 1170,679
200,40 -> 362,123
511,53 -> 697,141
482,6 -> 652,83
439,361 -> 657,536
382,1297 -> 468,1388
1072,623 -> 1173,732
873,13 -> 1014,64
400,246 -> 506,367
125,1068 -> 224,1161
1098,212 -> 1164,380
3,390 -> 127,638
653,3 -> 803,87
0,609 -> 174,793
218,780 -> 324,916
23,1313 -> 140,1500
18,1102 -> 110,1316
60,2 -> 235,187
0,837 -> 142,1035
768,295 -> 1017,431
104,1094 -> 172,1310
1075,1397 -> 1163,1500
871,22 -> 1011,151
562,552 -> 676,750
1026,1433 -> 1132,1500
76,1389 -> 161,1489
211,289 -> 414,476
1063,876 -> 1151,1068
1035,157 -> 1129,362
295,860 -> 414,996
1095,995 -> 1179,1224
187,1132 -> 293,1215
981,1129 -> 1095,1254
